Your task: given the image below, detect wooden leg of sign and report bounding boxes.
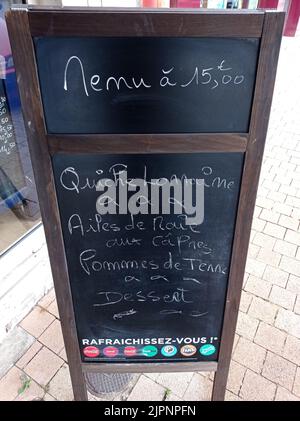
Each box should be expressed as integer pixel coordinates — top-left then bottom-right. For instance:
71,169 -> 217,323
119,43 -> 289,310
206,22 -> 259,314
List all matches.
211,361 -> 230,401
211,11 -> 285,402
62,332 -> 87,400
211,310 -> 234,401
66,363 -> 88,401
69,365 -> 88,401
6,8 -> 89,402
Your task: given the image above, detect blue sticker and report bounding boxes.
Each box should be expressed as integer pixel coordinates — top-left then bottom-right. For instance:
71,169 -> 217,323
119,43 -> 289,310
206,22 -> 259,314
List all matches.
199,344 -> 216,356
142,345 -> 158,357
161,345 -> 177,357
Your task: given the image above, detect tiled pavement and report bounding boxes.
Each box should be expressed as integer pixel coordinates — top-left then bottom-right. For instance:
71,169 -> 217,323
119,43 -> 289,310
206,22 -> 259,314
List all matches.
0,35 -> 300,401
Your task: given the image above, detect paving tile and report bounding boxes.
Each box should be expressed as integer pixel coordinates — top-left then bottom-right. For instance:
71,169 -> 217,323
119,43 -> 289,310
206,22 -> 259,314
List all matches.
233,337 -> 266,374
262,265 -> 289,288
247,243 -> 260,259
287,274 -> 300,294
24,347 -> 63,387
48,364 -> 73,401
273,175 -> 292,188
290,179 -> 300,191
111,374 -> 140,402
43,393 -> 57,401
273,203 -> 293,216
293,367 -> 300,397
279,162 -> 296,173
256,248 -> 281,267
275,386 -> 300,401
244,275 -> 271,300
263,222 -> 286,240
38,289 -> 56,309
268,191 -> 287,205
236,312 -> 259,340
251,218 -> 266,233
288,174 -> 300,185
240,370 -> 276,401
279,256 -> 300,277
127,375 -> 165,401
198,370 -> 213,379
251,232 -> 276,250
258,186 -> 270,198
294,295 -> 300,315
280,161 -> 296,173
233,334 -> 240,353
254,322 -> 286,354
250,230 -> 256,243
14,377 -> 44,402
47,301 -> 60,319
282,335 -> 300,366
183,373 -> 213,401
225,391 -> 243,401
16,341 -> 43,370
226,361 -> 246,395
59,348 -> 68,362
254,206 -> 262,218
145,373 -> 160,382
278,215 -> 299,231
269,285 -> 296,310
20,307 -> 55,338
0,366 -> 23,401
248,296 -> 278,325
255,197 -> 274,211
0,326 -> 35,379
285,229 -> 300,246
262,352 -> 296,391
273,239 -> 297,257
260,209 -> 280,224
39,320 -> 64,354
275,309 -> 300,338
156,372 -> 193,398
245,259 -> 266,279
165,392 -> 183,401
243,272 -> 249,287
239,291 -> 253,313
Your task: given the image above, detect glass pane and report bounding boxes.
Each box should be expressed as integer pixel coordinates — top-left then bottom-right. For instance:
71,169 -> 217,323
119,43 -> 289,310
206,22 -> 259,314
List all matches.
0,1 -> 41,255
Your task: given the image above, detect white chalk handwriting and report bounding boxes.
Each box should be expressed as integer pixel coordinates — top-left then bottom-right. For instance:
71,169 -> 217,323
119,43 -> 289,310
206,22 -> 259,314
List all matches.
63,56 -> 245,97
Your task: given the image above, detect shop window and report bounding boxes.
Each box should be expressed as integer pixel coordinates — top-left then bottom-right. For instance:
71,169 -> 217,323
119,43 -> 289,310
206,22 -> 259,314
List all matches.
0,1 -> 41,255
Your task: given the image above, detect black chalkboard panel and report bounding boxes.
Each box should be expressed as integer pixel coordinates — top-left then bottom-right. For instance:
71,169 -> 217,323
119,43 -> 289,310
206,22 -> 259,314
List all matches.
53,153 -> 243,363
35,37 -> 259,134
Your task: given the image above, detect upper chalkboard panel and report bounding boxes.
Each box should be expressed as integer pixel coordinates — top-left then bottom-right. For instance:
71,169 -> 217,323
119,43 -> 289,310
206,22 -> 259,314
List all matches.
34,37 -> 259,134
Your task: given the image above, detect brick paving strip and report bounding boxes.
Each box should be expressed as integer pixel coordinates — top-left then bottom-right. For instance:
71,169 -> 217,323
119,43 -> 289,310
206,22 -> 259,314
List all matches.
0,36 -> 299,402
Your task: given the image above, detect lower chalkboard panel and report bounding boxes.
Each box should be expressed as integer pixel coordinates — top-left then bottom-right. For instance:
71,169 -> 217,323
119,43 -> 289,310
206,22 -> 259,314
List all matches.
52,152 -> 244,363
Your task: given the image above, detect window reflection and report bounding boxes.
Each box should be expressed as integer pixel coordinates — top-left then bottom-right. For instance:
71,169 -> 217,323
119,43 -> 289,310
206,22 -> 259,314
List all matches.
0,1 -> 41,255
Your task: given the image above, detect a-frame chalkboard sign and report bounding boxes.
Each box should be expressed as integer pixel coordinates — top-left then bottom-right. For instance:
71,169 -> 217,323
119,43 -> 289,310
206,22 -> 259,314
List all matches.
6,6 -> 284,401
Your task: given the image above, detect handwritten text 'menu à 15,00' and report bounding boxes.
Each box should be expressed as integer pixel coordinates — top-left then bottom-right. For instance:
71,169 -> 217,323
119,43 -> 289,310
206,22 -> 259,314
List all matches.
63,56 -> 245,96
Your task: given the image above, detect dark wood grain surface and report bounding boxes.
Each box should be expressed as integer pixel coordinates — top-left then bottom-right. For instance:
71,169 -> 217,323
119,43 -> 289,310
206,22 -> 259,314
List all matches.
82,361 -> 218,374
5,9 -> 88,401
27,7 -> 264,37
48,134 -> 247,155
212,10 -> 285,401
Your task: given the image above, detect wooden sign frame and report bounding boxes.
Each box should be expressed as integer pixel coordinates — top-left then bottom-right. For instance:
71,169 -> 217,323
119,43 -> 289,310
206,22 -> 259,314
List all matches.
6,6 -> 284,401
